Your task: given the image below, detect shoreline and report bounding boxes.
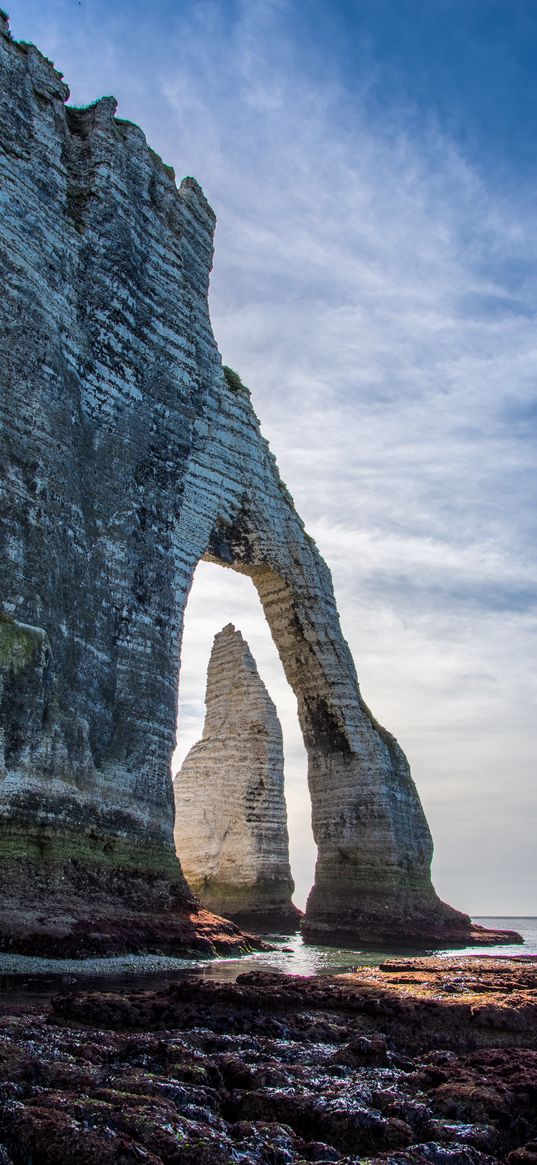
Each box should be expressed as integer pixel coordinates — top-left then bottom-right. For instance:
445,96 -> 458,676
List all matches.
1,949 -> 536,980
0,951 -> 213,978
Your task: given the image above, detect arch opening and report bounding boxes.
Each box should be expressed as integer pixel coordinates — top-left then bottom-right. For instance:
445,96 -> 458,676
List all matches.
169,475 -> 470,948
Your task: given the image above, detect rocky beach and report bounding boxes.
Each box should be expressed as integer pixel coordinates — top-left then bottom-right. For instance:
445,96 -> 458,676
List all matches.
1,955 -> 536,1165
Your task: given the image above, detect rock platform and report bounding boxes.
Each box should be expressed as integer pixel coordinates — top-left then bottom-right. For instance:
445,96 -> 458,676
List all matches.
300,919 -> 524,951
0,956 -> 536,1164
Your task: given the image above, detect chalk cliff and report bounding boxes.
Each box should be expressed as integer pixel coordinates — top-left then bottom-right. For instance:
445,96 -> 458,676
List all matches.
174,625 -> 301,931
0,15 -> 516,954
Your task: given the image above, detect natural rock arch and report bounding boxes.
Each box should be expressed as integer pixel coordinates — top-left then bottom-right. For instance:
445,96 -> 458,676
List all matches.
0,16 -> 511,954
175,434 -> 460,947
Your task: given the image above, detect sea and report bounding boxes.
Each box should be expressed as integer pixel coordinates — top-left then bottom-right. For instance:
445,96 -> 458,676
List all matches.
195,917 -> 537,982
0,917 -> 535,1005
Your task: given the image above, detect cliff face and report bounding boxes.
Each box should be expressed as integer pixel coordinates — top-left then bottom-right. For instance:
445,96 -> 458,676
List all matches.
0,17 -> 250,955
0,15 -> 490,954
174,625 -> 301,931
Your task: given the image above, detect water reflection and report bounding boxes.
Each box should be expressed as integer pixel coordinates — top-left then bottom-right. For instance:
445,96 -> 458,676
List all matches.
196,918 -> 536,981
196,932 -> 402,981
0,917 -> 534,1007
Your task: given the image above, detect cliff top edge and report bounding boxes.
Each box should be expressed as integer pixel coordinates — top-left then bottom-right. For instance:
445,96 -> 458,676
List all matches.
0,10 -> 215,221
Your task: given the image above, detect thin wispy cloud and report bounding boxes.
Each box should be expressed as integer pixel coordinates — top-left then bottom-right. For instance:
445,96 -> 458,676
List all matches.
9,0 -> 537,912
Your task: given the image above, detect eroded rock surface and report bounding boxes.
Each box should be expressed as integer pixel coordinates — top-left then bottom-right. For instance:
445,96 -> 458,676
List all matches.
0,957 -> 536,1165
174,625 -> 301,931
0,15 -> 515,952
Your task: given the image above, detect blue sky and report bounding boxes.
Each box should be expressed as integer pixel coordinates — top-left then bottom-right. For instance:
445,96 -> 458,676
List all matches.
7,0 -> 537,914
297,0 -> 537,179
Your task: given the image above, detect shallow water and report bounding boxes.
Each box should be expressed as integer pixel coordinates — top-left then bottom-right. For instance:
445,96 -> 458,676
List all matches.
195,916 -> 537,981
0,917 -> 535,1005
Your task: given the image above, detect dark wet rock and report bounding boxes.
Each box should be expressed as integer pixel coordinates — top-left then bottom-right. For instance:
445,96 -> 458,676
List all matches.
301,1142 -> 341,1162
332,1036 -> 390,1067
431,1083 -> 510,1125
420,1121 -> 500,1154
408,1145 -> 498,1165
507,1145 -> 537,1165
364,1148 -> 499,1165
231,1121 -> 304,1164
235,1086 -> 415,1154
370,1090 -> 432,1132
1,960 -> 537,1164
0,1097 -> 163,1164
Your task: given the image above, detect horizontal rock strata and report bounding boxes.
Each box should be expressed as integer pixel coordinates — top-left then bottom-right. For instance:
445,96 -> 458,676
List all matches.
0,19 -> 255,956
174,624 -> 301,932
0,15 -> 515,953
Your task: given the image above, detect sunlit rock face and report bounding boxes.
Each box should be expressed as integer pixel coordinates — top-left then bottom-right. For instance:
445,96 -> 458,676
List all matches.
0,16 -> 498,954
174,625 -> 301,932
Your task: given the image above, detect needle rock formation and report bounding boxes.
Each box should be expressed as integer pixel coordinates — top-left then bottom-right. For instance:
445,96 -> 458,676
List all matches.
174,625 -> 301,932
0,14 -> 519,954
